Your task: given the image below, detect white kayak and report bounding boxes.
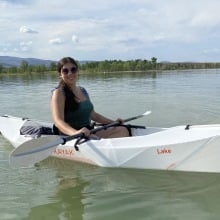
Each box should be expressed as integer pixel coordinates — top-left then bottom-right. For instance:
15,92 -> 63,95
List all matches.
1,114 -> 220,173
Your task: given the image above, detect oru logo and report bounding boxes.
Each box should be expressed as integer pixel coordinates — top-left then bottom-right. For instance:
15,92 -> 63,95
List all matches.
54,148 -> 74,156
157,147 -> 172,155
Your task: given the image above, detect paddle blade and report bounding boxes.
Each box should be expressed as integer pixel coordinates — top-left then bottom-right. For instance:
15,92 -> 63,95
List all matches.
9,136 -> 63,167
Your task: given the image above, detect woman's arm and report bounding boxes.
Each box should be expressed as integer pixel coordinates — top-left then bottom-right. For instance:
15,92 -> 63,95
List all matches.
91,110 -> 114,124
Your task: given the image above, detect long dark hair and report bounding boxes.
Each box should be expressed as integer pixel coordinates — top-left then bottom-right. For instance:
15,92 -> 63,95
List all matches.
57,57 -> 79,111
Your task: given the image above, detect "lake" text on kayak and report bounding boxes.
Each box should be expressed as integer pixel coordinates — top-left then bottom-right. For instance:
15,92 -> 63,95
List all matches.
157,148 -> 172,154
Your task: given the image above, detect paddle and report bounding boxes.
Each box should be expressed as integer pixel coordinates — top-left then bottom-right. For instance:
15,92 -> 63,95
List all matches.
10,111 -> 151,167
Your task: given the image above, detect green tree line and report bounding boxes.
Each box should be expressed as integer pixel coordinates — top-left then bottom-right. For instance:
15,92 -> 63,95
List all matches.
80,57 -> 157,73
0,60 -> 57,74
1,57 -> 220,74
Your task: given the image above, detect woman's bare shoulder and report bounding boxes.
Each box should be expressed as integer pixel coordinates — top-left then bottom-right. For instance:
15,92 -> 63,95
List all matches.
52,87 -> 65,97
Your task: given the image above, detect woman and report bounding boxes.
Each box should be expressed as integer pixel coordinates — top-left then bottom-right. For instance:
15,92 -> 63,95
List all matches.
51,57 -> 129,138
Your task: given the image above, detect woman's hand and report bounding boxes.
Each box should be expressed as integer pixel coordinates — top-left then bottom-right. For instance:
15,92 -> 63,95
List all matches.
77,127 -> 91,137
116,118 -> 124,124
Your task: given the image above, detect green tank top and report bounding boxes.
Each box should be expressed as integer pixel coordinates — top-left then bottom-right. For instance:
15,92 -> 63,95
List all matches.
65,99 -> 94,130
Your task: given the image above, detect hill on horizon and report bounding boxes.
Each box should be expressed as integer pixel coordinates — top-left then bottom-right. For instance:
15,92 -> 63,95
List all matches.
0,56 -> 56,67
0,56 -> 93,68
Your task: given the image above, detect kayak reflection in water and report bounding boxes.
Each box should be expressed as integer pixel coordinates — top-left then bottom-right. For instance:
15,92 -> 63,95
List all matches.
51,57 -> 129,138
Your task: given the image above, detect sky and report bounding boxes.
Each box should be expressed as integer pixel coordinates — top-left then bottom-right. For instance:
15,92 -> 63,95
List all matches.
1,0 -> 220,62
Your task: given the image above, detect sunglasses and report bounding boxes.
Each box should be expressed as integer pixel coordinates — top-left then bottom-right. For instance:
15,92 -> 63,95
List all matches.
61,67 -> 78,75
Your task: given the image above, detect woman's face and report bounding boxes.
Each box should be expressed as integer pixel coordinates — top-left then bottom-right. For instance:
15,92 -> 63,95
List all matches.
59,62 -> 78,85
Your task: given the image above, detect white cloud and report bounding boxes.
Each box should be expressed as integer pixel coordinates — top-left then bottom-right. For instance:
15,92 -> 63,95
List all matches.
72,35 -> 79,43
20,41 -> 33,46
19,26 -> 38,34
49,38 -> 64,45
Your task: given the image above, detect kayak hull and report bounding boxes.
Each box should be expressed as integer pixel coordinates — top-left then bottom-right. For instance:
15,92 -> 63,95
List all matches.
1,115 -> 220,173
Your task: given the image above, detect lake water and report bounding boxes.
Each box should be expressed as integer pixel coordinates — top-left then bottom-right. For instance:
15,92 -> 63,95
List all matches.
1,69 -> 220,219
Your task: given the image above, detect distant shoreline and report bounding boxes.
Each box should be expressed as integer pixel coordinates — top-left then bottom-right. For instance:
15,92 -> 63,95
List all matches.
1,56 -> 220,74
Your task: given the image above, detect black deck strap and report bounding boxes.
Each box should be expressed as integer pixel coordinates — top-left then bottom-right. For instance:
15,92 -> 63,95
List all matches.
1,115 -> 29,120
93,123 -> 131,135
22,117 -> 29,120
93,123 -> 146,136
125,125 -> 132,136
185,125 -> 190,130
93,123 -> 145,129
74,136 -> 89,151
74,138 -> 80,151
74,136 -> 102,151
122,124 -> 146,136
127,124 -> 146,129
